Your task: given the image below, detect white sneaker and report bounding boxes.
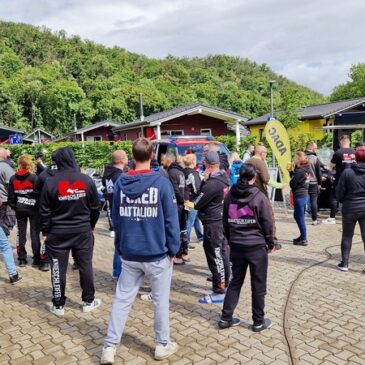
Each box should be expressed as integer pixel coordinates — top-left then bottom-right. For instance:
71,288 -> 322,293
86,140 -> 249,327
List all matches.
49,304 -> 65,316
322,218 -> 336,225
154,341 -> 178,360
110,231 -> 115,238
100,346 -> 116,364
83,298 -> 101,313
312,220 -> 319,225
140,292 -> 153,302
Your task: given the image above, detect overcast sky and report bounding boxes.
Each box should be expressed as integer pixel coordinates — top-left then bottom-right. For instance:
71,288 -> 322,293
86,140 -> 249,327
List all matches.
1,0 -> 364,95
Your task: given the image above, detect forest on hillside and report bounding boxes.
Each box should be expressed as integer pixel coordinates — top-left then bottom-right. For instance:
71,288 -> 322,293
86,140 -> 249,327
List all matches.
0,21 -> 325,137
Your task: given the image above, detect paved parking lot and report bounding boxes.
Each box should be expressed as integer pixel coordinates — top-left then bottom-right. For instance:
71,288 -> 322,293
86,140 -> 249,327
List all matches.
1,210 -> 365,364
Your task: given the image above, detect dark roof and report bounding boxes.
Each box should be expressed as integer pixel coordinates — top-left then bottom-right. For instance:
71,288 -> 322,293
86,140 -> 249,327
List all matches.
55,120 -> 123,141
0,125 -> 25,134
246,97 -> 365,126
113,103 -> 249,132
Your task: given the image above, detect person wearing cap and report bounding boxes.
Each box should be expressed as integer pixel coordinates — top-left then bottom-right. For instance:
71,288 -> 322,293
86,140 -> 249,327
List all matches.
194,151 -> 230,304
35,152 -> 47,176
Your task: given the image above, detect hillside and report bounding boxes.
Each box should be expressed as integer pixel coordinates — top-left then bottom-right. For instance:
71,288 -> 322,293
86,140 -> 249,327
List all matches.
0,21 -> 325,136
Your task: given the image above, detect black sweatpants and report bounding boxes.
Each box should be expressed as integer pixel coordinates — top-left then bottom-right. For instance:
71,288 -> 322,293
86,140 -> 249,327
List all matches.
221,246 -> 268,325
16,212 -> 42,262
106,196 -> 113,231
46,231 -> 95,307
176,205 -> 189,258
308,184 -> 319,221
203,221 -> 230,294
329,186 -> 338,218
341,213 -> 365,266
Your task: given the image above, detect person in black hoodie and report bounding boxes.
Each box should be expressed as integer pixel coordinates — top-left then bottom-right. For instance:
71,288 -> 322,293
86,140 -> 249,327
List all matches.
195,151 -> 230,304
39,147 -> 101,316
162,153 -> 189,264
219,163 -> 274,331
102,150 -> 128,279
102,150 -> 129,237
335,146 -> 365,272
35,152 -> 47,176
290,152 -> 310,246
8,155 -> 48,270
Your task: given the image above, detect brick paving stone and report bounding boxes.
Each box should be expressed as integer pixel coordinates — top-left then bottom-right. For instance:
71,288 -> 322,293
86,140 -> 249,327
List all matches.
1,212 -> 365,364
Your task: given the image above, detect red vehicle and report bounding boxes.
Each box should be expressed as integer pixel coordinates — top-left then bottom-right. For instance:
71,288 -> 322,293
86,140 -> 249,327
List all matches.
153,136 -> 231,170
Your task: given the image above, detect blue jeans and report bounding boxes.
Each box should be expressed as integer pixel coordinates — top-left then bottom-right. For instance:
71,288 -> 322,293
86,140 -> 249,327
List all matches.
294,197 -> 307,240
113,248 -> 122,278
187,209 -> 203,242
105,257 -> 173,346
0,226 -> 17,276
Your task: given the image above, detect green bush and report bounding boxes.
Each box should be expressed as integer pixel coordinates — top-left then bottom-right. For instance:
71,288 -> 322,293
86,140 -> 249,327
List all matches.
9,141 -> 132,172
351,130 -> 363,148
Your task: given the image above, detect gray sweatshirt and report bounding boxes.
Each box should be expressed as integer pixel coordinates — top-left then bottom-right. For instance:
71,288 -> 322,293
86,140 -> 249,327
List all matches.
0,160 -> 15,202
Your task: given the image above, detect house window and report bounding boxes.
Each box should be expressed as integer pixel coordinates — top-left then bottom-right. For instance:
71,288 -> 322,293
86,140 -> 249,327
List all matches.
200,128 -> 212,136
259,129 -> 264,141
86,135 -> 102,142
161,130 -> 184,138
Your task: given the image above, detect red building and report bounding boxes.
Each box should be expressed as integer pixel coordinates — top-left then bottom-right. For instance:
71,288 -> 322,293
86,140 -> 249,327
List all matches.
113,103 -> 248,144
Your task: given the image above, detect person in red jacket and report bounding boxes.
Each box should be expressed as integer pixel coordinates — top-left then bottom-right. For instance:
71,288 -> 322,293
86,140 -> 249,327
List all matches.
8,155 -> 49,270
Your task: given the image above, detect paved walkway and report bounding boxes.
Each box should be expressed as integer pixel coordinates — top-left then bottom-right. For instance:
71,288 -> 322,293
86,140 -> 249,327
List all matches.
1,210 -> 365,365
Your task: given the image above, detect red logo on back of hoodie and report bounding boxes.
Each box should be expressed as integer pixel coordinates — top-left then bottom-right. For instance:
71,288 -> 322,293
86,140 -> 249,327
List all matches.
58,180 -> 87,200
14,180 -> 33,191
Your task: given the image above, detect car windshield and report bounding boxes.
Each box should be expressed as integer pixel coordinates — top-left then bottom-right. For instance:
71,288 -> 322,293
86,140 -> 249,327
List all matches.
177,144 -> 230,163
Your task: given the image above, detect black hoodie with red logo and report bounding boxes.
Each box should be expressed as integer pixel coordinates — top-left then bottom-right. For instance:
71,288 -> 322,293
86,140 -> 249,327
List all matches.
39,147 -> 100,235
8,170 -> 39,215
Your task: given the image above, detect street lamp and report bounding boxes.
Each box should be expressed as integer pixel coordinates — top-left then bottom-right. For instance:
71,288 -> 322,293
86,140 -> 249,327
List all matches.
269,80 -> 276,119
269,80 -> 276,168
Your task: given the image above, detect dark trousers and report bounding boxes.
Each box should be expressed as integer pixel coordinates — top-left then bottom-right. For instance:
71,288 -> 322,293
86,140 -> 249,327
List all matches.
329,187 -> 338,218
106,196 -> 113,231
16,213 -> 42,262
176,205 -> 189,258
46,231 -> 95,307
222,246 -> 268,325
308,184 -> 319,221
341,213 -> 365,266
203,221 -> 230,294
293,197 -> 307,240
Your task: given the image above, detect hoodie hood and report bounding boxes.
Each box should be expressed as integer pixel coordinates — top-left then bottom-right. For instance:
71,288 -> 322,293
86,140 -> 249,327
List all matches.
119,171 -> 163,199
210,170 -> 230,186
104,163 -> 124,180
230,183 -> 260,204
53,147 -> 79,171
15,169 -> 31,180
168,162 -> 184,173
352,162 -> 365,174
294,164 -> 310,174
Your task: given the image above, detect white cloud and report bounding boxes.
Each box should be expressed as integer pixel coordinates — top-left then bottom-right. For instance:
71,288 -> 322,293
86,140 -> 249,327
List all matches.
1,0 -> 364,95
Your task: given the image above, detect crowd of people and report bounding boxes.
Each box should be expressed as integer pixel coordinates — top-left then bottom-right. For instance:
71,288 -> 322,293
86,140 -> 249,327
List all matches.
0,134 -> 364,364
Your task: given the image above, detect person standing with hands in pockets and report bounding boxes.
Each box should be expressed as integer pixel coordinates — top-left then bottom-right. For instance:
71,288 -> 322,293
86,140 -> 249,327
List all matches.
101,138 -> 180,364
219,163 -> 274,332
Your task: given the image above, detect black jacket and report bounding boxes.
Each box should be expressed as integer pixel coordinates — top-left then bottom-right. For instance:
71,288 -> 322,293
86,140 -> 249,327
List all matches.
8,170 -> 39,215
34,166 -> 57,194
304,151 -> 322,185
336,163 -> 365,214
39,147 -> 100,235
195,171 -> 229,223
223,183 -> 274,249
36,161 -> 47,176
184,167 -> 201,201
167,162 -> 187,205
102,164 -> 126,199
290,165 -> 310,198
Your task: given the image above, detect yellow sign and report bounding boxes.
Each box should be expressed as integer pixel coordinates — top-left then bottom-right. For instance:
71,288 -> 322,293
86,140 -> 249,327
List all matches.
264,119 -> 291,183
